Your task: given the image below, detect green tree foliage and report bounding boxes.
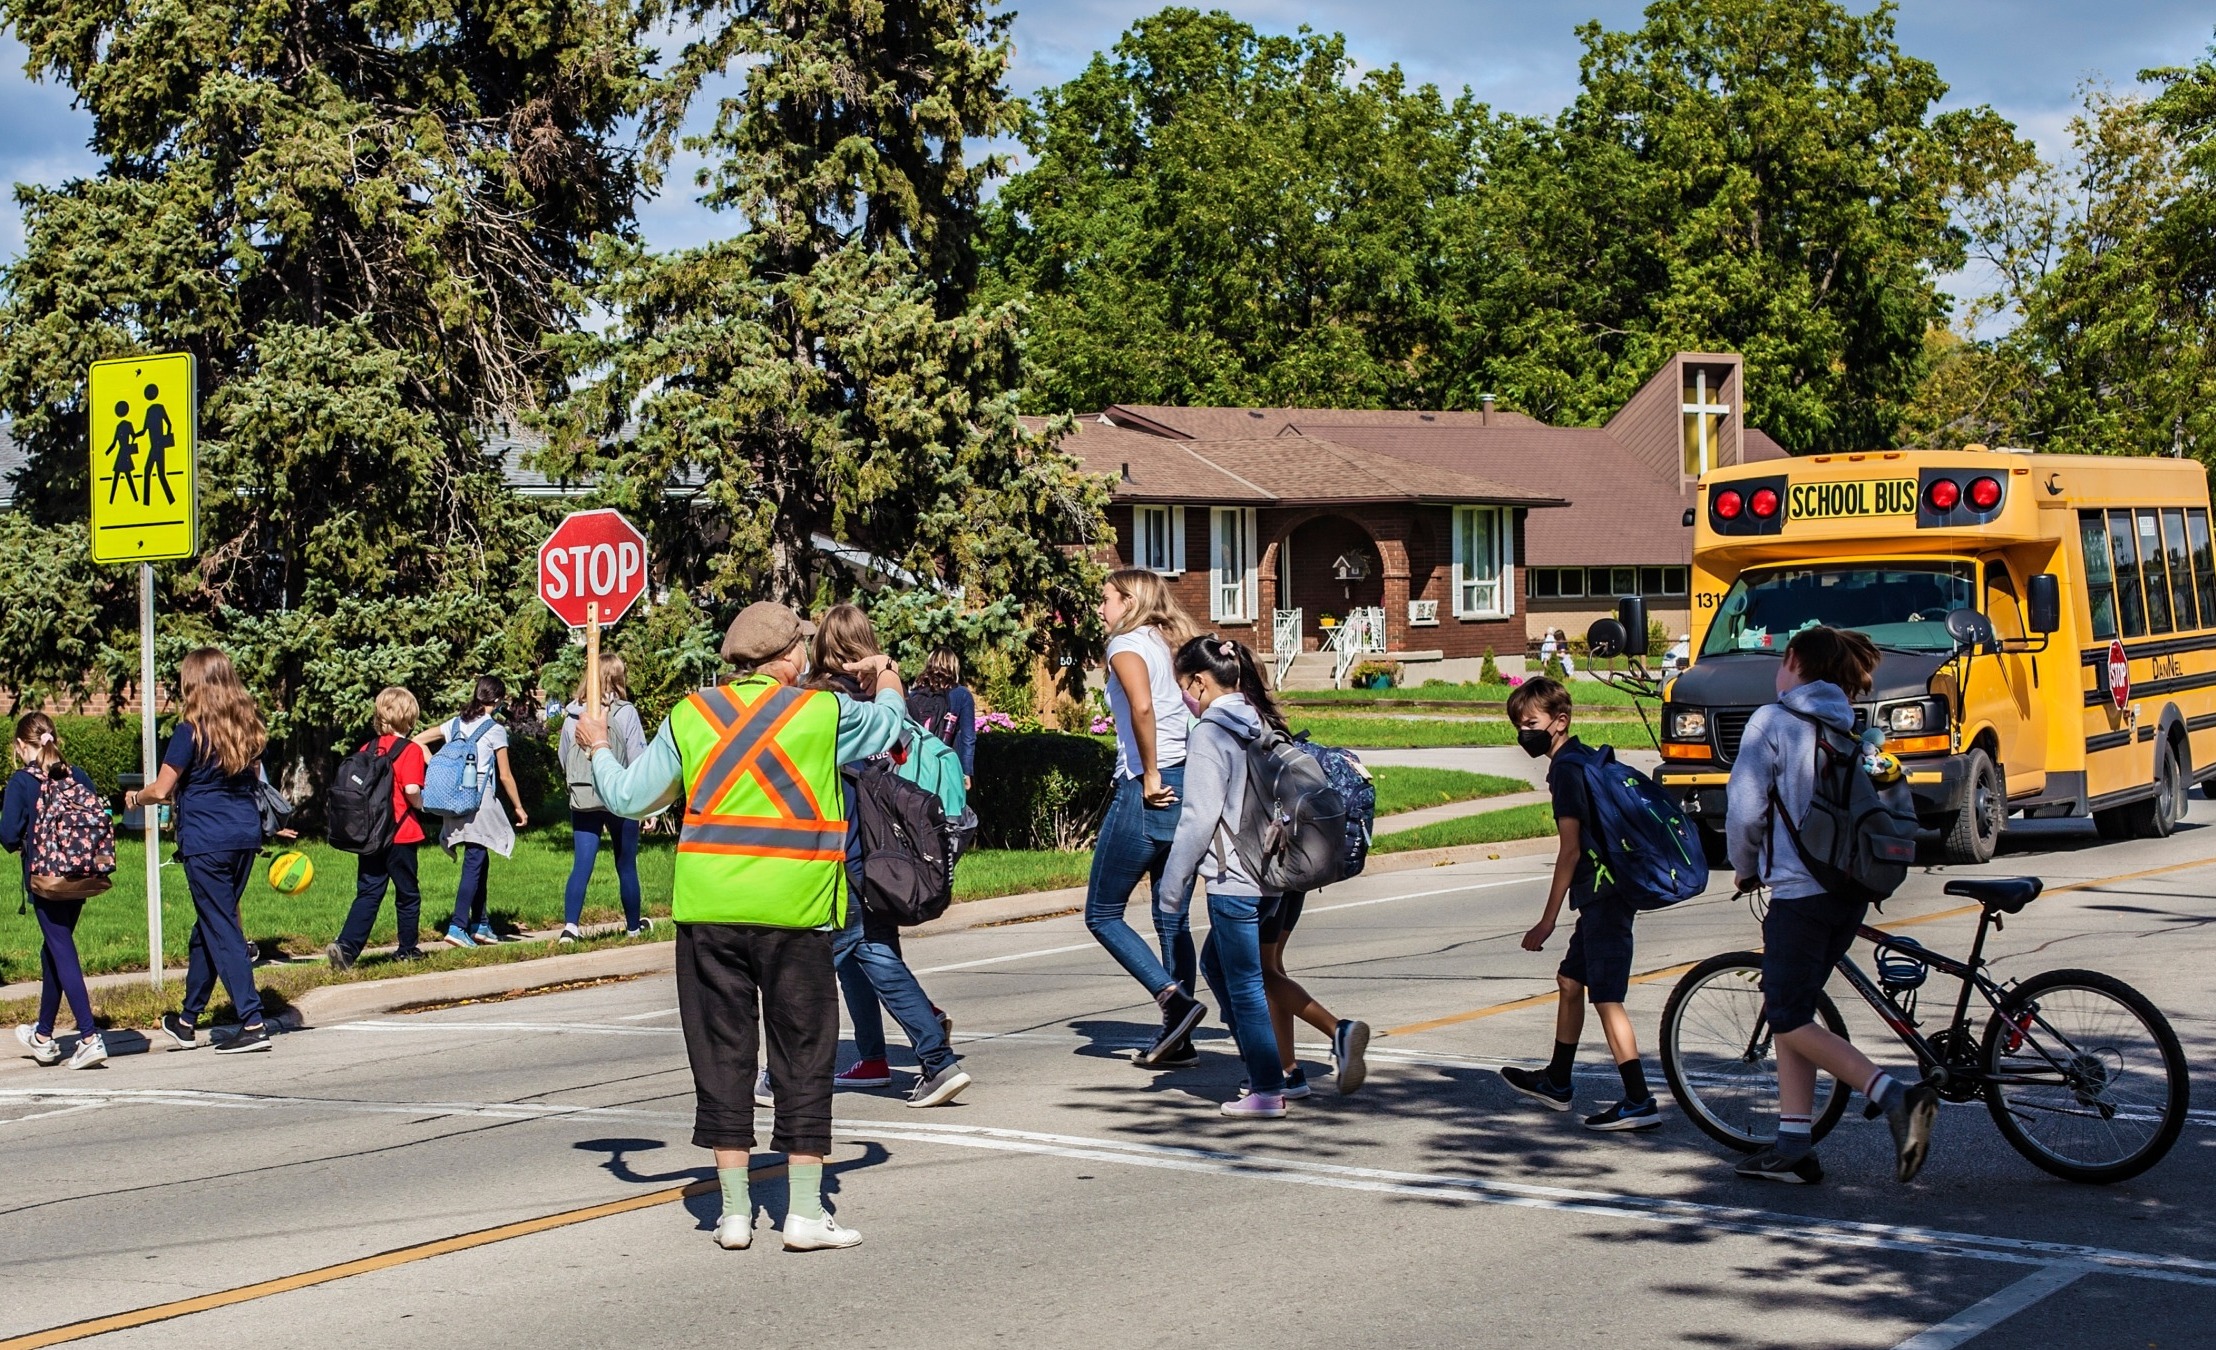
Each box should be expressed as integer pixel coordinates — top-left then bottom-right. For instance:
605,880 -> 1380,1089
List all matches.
544,0 -> 1109,676
0,0 -> 650,745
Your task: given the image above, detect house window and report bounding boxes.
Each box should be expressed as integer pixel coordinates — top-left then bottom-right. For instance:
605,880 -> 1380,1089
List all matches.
1531,569 -> 1559,599
1453,506 -> 1514,619
1132,504 -> 1185,574
1662,566 -> 1689,596
1209,507 -> 1256,623
1682,367 -> 1730,479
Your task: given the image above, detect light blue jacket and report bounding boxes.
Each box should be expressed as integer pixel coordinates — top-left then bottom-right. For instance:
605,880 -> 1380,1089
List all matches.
589,686 -> 910,819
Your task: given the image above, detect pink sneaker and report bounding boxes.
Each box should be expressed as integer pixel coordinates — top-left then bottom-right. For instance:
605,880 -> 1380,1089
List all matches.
833,1058 -> 893,1089
1220,1091 -> 1286,1118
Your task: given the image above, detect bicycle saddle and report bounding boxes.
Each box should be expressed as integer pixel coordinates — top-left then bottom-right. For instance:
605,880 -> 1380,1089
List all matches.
1943,877 -> 2043,913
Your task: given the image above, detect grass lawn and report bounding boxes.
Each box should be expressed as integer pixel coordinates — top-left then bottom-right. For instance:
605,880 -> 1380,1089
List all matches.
1369,802 -> 1560,854
1289,713 -> 1659,750
1369,767 -> 1530,815
1289,680 -> 1648,707
954,848 -> 1094,902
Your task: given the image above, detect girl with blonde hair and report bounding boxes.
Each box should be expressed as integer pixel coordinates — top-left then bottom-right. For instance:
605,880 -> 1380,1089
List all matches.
5,713 -> 107,1069
558,654 -> 647,941
1089,567 -> 1207,1067
128,647 -> 275,1053
327,687 -> 433,969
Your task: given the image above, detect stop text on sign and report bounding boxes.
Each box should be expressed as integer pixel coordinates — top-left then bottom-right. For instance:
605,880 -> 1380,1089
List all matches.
537,508 -> 650,629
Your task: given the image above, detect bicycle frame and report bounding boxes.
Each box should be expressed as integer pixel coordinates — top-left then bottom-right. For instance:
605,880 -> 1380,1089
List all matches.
1829,908 -> 2063,1093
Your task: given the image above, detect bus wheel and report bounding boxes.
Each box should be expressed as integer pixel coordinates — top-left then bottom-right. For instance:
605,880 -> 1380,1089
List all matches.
1941,749 -> 2003,865
2125,739 -> 2187,839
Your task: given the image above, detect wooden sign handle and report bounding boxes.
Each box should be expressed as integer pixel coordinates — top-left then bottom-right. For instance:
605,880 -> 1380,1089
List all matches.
585,601 -> 602,714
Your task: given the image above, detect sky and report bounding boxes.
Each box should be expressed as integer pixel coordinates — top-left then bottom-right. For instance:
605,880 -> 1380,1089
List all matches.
4,1 -> 2213,282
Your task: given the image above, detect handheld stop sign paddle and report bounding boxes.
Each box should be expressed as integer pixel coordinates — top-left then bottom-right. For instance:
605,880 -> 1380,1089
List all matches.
538,509 -> 650,711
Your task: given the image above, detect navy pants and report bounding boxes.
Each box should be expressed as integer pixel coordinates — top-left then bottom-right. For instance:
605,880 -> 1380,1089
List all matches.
452,843 -> 491,932
336,842 -> 421,959
180,850 -> 263,1026
1083,766 -> 1197,997
32,898 -> 94,1038
1199,891 -> 1284,1094
563,809 -> 642,928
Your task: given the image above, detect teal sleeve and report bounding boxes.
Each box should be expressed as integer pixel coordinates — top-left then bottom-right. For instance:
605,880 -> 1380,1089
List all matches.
592,720 -> 682,818
835,690 -> 909,762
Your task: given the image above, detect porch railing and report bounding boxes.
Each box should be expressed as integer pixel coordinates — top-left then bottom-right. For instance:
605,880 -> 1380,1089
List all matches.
1328,606 -> 1388,687
1270,608 -> 1303,686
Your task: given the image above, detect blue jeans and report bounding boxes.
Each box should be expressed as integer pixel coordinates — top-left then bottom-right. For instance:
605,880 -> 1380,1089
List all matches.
1084,766 -> 1196,997
453,843 -> 490,931
337,841 -> 421,959
180,850 -> 263,1026
1199,891 -> 1283,1094
833,901 -> 955,1077
564,809 -> 642,927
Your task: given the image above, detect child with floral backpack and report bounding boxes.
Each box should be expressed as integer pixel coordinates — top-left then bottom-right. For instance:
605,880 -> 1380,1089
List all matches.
4,713 -> 112,1070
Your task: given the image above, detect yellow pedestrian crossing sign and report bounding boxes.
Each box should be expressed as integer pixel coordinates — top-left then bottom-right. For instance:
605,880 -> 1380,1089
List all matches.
88,353 -> 199,564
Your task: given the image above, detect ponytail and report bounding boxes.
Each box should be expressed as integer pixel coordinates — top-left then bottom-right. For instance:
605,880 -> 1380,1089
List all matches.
1172,634 -> 1287,732
14,712 -> 68,781
464,674 -> 507,721
1785,625 -> 1880,698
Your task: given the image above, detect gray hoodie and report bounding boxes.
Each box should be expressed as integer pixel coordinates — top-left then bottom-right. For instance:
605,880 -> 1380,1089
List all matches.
1726,680 -> 1857,900
1161,693 -> 1271,909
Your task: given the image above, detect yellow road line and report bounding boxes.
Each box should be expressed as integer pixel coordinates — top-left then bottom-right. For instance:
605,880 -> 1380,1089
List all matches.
1382,851 -> 2216,1039
0,1165 -> 784,1350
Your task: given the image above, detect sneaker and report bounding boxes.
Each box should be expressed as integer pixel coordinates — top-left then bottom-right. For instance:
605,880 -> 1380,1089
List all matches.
216,1024 -> 273,1055
782,1213 -> 863,1251
444,925 -> 477,949
15,1025 -> 62,1067
625,918 -> 655,938
833,1058 -> 893,1089
1333,1019 -> 1371,1096
66,1034 -> 108,1070
558,925 -> 582,945
1584,1097 -> 1662,1131
159,1012 -> 197,1050
713,1214 -> 752,1250
1135,992 -> 1207,1067
1221,1091 -> 1287,1118
1282,1066 -> 1312,1100
470,925 -> 499,945
1887,1082 -> 1940,1183
1500,1064 -> 1574,1111
907,1063 -> 972,1108
754,1068 -> 774,1108
391,947 -> 429,963
1735,1146 -> 1825,1185
324,942 -> 356,972
1141,1034 -> 1198,1068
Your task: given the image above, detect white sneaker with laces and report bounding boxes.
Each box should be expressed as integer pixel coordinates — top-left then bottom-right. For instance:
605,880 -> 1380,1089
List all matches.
66,1034 -> 108,1070
781,1213 -> 863,1251
15,1025 -> 62,1067
713,1214 -> 752,1250
906,1063 -> 972,1108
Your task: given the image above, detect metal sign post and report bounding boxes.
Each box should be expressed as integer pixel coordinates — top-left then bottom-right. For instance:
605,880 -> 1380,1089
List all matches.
140,563 -> 161,988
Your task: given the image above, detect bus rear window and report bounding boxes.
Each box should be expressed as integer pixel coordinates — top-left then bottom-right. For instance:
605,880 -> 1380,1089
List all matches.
2081,511 -> 2118,640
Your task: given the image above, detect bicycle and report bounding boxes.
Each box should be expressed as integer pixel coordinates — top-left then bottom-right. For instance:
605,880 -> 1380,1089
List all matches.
1659,876 -> 2190,1184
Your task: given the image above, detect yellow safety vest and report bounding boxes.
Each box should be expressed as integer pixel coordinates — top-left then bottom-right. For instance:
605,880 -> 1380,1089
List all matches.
668,676 -> 846,927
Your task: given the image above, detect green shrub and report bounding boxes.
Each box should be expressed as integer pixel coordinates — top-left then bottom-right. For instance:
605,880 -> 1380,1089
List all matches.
50,715 -> 167,799
971,731 -> 1116,850
1479,648 -> 1502,684
505,728 -> 563,818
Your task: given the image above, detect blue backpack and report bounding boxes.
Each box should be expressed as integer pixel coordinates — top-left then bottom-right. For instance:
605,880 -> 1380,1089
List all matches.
421,718 -> 494,817
1291,735 -> 1376,882
1574,745 -> 1707,908
892,718 -> 977,857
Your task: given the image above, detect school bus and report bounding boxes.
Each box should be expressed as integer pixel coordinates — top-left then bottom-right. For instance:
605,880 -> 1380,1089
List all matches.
1656,446 -> 2216,865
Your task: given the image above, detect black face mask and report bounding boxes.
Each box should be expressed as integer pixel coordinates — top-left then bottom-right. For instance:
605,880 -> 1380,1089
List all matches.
1517,728 -> 1556,758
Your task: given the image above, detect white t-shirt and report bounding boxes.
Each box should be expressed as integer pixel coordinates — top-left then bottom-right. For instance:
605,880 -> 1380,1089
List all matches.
1105,628 -> 1189,778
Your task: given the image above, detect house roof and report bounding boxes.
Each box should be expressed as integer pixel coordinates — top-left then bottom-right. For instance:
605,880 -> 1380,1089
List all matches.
1744,427 -> 1789,462
1102,403 -> 1543,440
0,423 -> 24,510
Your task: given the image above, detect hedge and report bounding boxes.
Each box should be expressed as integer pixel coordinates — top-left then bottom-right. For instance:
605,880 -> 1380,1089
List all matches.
970,731 -> 1117,851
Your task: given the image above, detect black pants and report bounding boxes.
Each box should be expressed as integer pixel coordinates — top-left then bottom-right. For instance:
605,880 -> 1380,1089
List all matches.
335,842 -> 422,959
675,922 -> 838,1155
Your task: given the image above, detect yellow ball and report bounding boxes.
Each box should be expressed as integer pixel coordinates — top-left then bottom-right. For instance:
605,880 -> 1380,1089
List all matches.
267,850 -> 315,895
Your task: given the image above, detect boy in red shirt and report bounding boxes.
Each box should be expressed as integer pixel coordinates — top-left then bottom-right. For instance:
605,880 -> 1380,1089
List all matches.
327,687 -> 431,968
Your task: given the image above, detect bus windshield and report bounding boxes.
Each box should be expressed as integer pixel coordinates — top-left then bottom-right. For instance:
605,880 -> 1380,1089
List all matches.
1699,562 -> 1977,657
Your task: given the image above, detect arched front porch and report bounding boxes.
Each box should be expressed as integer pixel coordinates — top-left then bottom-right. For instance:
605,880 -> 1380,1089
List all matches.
1258,508 -> 1437,654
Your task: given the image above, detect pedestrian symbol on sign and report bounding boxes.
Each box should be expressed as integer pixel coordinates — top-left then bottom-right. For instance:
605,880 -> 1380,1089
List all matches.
87,352 -> 198,564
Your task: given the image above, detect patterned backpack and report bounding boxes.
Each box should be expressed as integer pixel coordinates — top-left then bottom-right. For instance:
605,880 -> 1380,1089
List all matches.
27,772 -> 117,900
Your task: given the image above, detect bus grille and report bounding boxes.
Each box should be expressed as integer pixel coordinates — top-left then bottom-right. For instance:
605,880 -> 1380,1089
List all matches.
1714,710 -> 1756,765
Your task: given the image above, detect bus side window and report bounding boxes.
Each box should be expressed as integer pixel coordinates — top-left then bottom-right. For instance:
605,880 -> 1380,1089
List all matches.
2081,510 -> 2118,640
2108,509 -> 2149,638
1985,562 -> 2024,640
2189,508 -> 2216,629
2138,510 -> 2174,634
2162,508 -> 2198,630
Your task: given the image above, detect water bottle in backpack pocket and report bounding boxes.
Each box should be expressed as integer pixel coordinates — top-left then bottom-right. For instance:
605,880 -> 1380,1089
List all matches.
421,719 -> 494,817
1770,710 -> 1919,905
27,774 -> 117,901
1573,745 -> 1708,908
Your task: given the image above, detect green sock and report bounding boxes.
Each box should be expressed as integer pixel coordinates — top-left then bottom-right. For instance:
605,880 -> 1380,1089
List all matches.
717,1167 -> 750,1220
788,1162 -> 824,1222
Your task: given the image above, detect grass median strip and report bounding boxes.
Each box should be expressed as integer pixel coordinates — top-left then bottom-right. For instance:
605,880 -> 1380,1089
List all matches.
1369,803 -> 1559,856
1287,714 -> 1657,750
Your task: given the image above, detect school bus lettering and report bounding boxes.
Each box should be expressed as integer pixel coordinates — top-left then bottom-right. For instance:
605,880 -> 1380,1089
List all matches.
1787,478 -> 1918,522
2151,652 -> 2184,680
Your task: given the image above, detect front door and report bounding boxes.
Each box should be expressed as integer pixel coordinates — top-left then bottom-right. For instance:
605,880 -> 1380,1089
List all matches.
1983,557 -> 2046,796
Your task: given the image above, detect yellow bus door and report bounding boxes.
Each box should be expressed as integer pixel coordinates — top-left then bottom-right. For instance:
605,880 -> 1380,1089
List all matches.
1982,558 -> 2047,796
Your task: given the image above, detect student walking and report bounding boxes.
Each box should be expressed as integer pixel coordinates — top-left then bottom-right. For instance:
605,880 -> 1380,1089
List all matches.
558,655 -> 647,942
420,675 -> 530,947
577,602 -> 912,1251
326,688 -> 431,970
1259,893 -> 1370,1098
5,715 -> 107,1069
129,648 -> 275,1054
1725,626 -> 1939,1185
1497,677 -> 1662,1130
1086,568 -> 1207,1067
904,647 -> 977,786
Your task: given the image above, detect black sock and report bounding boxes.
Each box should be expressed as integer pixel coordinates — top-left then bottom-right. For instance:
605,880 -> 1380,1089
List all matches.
1546,1040 -> 1577,1087
1617,1057 -> 1649,1103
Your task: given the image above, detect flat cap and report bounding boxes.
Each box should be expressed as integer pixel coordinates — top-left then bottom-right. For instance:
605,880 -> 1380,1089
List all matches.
722,601 -> 815,664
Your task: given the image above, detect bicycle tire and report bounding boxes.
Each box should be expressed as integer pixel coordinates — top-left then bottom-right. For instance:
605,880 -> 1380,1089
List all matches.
1661,951 -> 1852,1153
1982,968 -> 2190,1184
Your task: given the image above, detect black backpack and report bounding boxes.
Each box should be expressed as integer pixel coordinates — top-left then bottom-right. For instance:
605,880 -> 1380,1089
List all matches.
1769,709 -> 1919,906
1207,711 -> 1349,894
328,736 -> 404,855
845,759 -> 955,926
904,687 -> 959,748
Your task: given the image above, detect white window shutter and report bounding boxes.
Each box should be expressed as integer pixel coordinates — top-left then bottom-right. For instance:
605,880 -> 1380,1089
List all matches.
1450,507 -> 1470,618
1207,507 -> 1225,621
1500,509 -> 1516,619
1171,506 -> 1186,574
1242,508 -> 1258,622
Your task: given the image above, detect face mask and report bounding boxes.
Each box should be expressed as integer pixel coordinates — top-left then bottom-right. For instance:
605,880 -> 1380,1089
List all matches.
1516,728 -> 1555,758
1180,687 -> 1203,716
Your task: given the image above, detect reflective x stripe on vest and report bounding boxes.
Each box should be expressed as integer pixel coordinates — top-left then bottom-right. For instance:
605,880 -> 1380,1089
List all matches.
669,677 -> 846,927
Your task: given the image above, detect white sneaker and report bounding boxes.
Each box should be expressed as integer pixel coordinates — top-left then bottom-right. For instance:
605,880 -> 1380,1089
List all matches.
713,1214 -> 752,1250
906,1063 -> 972,1108
66,1034 -> 108,1070
781,1213 -> 863,1251
15,1025 -> 62,1067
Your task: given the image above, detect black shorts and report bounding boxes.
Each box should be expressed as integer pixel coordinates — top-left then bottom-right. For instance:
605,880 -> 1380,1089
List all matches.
1761,892 -> 1868,1034
1558,896 -> 1637,1004
1258,892 -> 1306,946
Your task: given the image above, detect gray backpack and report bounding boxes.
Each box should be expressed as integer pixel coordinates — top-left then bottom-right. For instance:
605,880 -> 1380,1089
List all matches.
1769,709 -> 1919,906
1206,710 -> 1350,894
562,701 -> 633,812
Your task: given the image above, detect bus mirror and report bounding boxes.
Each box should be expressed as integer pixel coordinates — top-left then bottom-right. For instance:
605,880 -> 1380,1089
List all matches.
1617,595 -> 1649,650
1586,617 -> 1628,659
2027,573 -> 2060,635
1946,608 -> 1996,652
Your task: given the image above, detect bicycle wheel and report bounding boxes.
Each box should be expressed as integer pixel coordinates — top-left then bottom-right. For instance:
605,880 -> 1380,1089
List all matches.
1660,952 -> 1852,1153
1982,968 -> 2190,1184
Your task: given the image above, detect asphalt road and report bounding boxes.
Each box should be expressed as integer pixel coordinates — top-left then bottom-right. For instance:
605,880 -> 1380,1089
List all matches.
3,813 -> 2212,1350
